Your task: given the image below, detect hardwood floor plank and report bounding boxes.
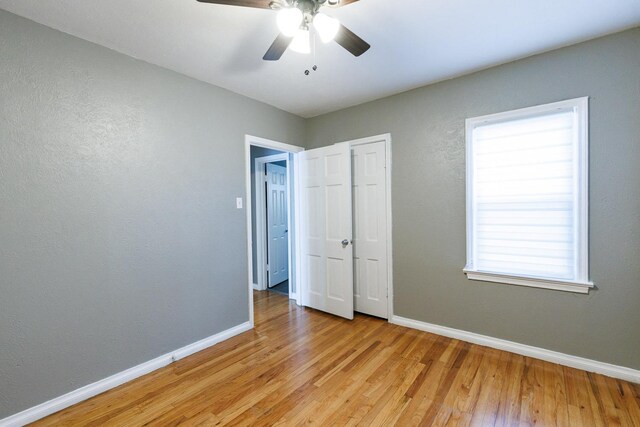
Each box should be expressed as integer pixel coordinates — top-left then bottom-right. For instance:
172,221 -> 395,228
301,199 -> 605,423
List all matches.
589,371 -> 625,426
31,291 -> 640,426
477,349 -> 511,426
494,352 -> 525,426
467,347 -> 504,426
620,381 -> 640,423
544,360 -> 570,427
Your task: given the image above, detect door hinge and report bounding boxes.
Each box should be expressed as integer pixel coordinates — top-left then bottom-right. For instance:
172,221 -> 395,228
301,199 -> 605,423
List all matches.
266,264 -> 270,272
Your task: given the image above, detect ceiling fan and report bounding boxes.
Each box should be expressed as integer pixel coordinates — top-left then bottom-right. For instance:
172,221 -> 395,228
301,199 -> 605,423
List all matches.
196,0 -> 371,61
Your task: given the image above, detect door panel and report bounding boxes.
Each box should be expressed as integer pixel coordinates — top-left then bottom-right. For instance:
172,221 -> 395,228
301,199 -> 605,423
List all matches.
299,143 -> 354,320
267,163 -> 288,287
352,142 -> 388,318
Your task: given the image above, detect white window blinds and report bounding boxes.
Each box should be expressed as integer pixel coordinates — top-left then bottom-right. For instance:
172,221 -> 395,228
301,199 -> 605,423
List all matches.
465,98 -> 592,293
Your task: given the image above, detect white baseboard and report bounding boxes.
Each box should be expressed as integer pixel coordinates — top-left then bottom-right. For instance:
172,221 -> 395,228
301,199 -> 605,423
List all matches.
252,282 -> 260,291
0,321 -> 252,427
390,315 -> 640,384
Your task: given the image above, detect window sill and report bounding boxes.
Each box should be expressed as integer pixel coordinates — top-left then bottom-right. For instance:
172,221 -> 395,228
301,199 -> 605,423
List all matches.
463,268 -> 594,294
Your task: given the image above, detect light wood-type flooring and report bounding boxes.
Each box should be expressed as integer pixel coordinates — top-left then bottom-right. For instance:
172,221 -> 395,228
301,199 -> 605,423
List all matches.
34,291 -> 640,426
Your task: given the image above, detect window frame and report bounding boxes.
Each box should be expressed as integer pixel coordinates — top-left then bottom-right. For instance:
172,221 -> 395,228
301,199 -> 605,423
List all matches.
464,97 -> 594,294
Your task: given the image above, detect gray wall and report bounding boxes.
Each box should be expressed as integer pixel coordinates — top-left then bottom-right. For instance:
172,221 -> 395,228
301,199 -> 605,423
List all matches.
250,146 -> 285,282
0,10 -> 304,418
306,28 -> 640,370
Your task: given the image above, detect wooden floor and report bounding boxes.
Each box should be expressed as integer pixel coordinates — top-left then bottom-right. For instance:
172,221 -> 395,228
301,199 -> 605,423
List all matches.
34,291 -> 640,426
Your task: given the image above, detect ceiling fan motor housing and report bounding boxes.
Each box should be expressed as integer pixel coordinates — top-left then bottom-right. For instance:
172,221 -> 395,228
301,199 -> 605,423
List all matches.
287,0 -> 338,15
298,0 -> 320,15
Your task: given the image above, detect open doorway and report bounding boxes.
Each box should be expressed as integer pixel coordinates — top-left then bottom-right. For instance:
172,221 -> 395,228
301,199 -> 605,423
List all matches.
245,136 -> 304,326
253,151 -> 289,296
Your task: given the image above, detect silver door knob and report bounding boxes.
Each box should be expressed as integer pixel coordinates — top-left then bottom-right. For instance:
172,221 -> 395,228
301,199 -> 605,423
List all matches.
341,239 -> 349,247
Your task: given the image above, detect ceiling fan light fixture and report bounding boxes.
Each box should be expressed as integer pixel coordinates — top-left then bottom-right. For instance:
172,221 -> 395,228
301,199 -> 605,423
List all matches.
277,7 -> 303,37
289,28 -> 311,54
313,13 -> 340,43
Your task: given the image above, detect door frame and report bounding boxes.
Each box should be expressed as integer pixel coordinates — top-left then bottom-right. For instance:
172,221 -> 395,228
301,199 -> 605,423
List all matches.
295,133 -> 394,321
254,153 -> 289,292
245,135 -> 304,328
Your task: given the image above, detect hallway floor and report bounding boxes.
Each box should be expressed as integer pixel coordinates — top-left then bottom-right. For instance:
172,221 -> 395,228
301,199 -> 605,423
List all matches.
268,280 -> 288,296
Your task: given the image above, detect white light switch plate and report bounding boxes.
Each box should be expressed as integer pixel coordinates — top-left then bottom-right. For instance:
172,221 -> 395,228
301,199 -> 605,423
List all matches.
236,197 -> 243,209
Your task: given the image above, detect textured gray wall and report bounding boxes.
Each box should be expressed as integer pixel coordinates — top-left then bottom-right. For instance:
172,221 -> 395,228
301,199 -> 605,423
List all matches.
0,10 -> 304,418
306,28 -> 640,370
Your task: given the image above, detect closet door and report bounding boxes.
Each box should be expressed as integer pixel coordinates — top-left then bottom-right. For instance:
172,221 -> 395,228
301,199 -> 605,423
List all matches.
352,141 -> 389,318
298,143 -> 354,320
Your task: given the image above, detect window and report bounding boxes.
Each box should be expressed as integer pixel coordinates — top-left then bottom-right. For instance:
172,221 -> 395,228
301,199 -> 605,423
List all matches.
464,98 -> 593,293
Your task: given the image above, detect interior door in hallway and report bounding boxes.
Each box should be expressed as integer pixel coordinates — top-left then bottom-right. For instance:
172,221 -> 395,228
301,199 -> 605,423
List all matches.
352,141 -> 389,318
267,163 -> 289,287
299,142 -> 354,319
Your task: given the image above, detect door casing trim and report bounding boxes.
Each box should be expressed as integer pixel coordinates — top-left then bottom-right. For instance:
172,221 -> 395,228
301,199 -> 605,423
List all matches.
245,135 -> 304,327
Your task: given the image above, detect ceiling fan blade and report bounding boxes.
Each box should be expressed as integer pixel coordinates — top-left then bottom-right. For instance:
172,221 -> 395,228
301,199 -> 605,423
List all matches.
196,0 -> 273,9
263,33 -> 294,61
334,24 -> 370,57
331,0 -> 360,7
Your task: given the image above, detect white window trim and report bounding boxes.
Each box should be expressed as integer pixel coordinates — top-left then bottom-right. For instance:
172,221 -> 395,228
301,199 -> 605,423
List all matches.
464,97 -> 594,294
462,270 -> 593,294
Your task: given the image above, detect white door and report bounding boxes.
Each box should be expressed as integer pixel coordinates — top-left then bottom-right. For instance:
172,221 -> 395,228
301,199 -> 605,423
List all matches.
352,142 -> 389,318
298,143 -> 354,319
267,163 -> 289,287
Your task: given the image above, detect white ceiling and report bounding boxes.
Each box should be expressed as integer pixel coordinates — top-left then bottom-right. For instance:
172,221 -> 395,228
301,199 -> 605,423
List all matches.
1,0 -> 639,118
